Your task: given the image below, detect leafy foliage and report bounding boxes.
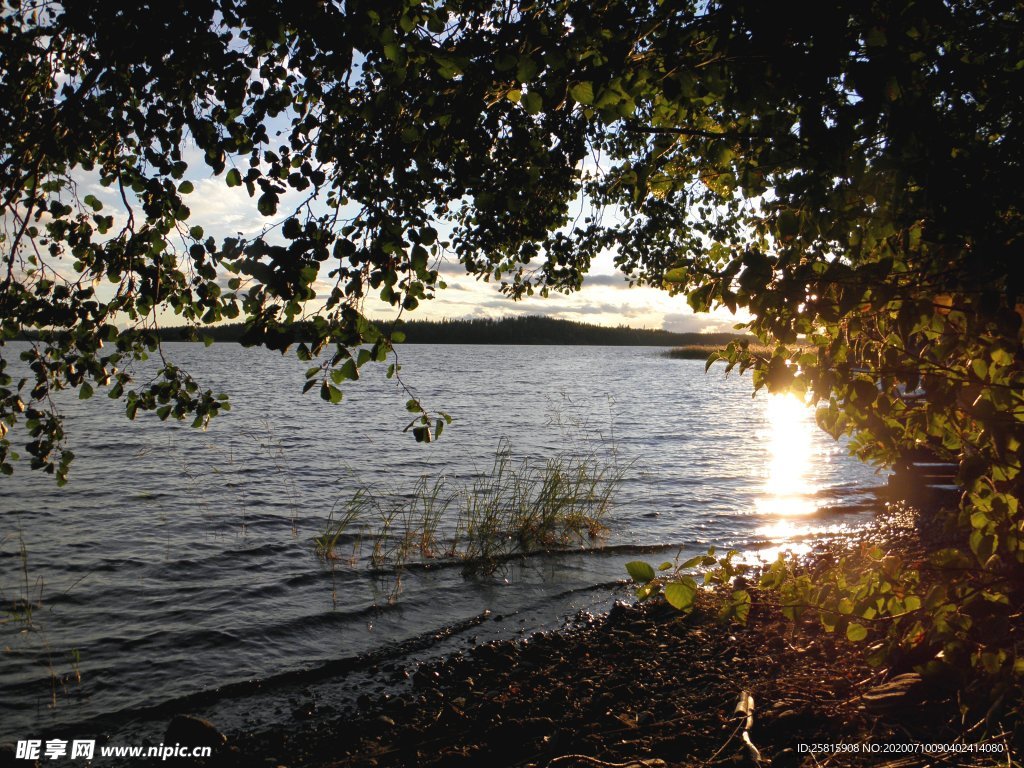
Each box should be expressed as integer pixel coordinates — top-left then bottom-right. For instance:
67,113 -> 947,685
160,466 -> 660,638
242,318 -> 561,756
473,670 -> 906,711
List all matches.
627,548 -> 751,623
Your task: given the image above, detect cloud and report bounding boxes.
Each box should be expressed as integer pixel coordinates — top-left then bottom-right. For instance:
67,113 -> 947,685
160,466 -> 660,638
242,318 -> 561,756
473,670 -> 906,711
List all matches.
661,312 -> 740,334
473,297 -> 626,316
581,273 -> 630,288
435,260 -> 630,288
436,260 -> 468,276
182,177 -> 277,240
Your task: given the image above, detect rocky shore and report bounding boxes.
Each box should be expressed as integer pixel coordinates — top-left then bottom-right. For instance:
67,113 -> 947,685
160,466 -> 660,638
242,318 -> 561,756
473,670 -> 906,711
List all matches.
195,588 -> 986,768
144,508 -> 1014,768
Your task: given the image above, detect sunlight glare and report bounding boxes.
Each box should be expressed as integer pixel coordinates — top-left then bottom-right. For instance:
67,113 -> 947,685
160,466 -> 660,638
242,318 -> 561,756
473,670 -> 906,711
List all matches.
754,393 -> 819,518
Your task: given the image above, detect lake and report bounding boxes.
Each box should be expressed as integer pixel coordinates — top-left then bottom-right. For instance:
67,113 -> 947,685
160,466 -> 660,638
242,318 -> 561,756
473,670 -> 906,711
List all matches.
0,342 -> 884,742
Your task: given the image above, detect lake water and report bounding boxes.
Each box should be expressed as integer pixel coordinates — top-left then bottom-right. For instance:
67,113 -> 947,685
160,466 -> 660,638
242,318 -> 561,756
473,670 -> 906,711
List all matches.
0,343 -> 884,742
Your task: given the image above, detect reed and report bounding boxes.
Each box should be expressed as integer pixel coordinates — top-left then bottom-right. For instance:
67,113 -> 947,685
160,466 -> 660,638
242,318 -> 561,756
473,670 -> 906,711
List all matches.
663,341 -> 800,360
313,488 -> 370,561
314,442 -> 624,580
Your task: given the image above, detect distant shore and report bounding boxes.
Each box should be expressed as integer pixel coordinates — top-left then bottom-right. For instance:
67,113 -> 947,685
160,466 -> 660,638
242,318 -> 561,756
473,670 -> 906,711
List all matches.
14,316 -> 751,349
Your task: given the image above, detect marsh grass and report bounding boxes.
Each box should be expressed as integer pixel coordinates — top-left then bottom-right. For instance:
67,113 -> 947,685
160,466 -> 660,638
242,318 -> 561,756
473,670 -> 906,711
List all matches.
1,531 -> 84,708
664,341 -> 809,361
314,442 -> 624,589
314,487 -> 372,561
1,532 -> 39,628
457,447 -> 620,575
664,342 -> 773,360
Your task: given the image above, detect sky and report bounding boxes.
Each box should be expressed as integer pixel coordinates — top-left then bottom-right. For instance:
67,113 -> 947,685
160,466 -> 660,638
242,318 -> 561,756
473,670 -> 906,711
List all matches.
423,252 -> 742,333
67,149 -> 746,335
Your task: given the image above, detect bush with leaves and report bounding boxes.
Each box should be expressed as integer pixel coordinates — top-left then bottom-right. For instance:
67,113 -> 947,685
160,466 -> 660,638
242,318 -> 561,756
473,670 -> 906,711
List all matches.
628,534 -> 1023,727
627,549 -> 752,624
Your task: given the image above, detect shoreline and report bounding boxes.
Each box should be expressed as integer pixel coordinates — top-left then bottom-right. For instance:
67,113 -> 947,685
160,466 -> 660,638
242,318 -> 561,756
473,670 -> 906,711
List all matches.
8,506 -> 1012,767
179,507 -> 1014,768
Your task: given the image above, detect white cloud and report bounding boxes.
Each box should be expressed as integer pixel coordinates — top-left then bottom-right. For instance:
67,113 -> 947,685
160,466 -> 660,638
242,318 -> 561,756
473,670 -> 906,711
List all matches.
661,312 -> 741,334
365,266 -> 748,334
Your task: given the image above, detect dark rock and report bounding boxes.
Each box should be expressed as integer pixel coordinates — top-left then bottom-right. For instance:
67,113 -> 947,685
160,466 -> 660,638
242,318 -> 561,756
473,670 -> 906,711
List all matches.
412,667 -> 440,688
608,600 -> 630,624
165,715 -> 227,750
0,743 -> 18,768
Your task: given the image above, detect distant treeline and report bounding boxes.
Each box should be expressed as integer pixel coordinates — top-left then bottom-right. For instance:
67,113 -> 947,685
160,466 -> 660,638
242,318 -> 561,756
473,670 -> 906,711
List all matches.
387,316 -> 745,346
148,315 -> 748,347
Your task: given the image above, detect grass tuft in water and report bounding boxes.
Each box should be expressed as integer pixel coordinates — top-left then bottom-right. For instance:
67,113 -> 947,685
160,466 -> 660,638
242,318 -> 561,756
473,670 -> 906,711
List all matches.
313,488 -> 371,561
314,442 -> 624,584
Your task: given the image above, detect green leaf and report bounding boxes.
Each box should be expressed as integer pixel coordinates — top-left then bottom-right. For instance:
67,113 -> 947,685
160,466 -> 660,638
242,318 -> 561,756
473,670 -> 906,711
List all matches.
178,180 -> 194,194
776,210 -> 799,238
320,382 -> 343,404
568,82 -> 594,105
78,381 -> 94,400
850,379 -> 878,405
257,192 -> 278,216
846,622 -> 868,642
522,91 -> 543,115
730,590 -> 751,624
971,357 -> 988,380
663,267 -> 687,284
664,581 -> 696,611
516,57 -> 539,82
226,169 -> 242,187
625,560 -> 656,583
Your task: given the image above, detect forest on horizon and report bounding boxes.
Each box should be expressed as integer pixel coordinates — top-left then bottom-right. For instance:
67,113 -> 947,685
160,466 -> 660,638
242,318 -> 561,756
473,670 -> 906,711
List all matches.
149,315 -> 747,347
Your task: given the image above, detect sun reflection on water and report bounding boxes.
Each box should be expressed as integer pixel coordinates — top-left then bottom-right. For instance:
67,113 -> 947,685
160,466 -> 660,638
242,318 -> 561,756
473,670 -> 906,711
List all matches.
755,393 -> 819,519
748,393 -> 863,563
